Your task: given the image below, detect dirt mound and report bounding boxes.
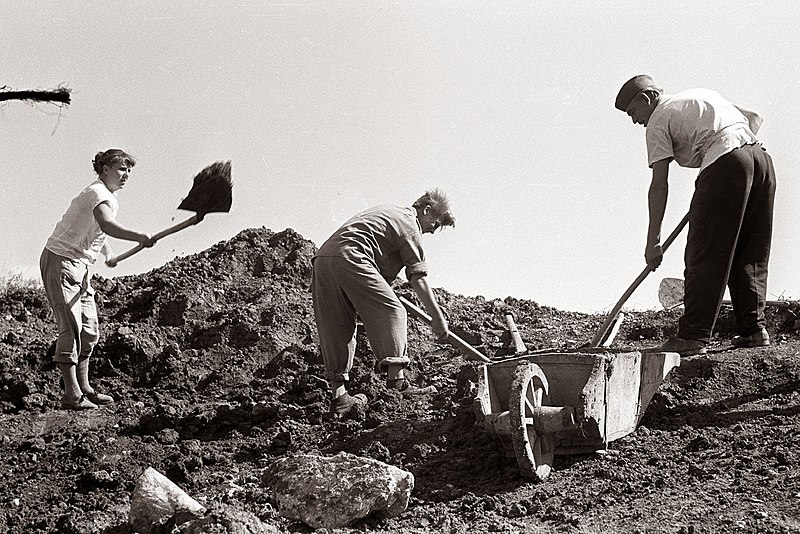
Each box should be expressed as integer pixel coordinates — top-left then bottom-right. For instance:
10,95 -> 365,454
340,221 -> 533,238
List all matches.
1,227 -> 799,533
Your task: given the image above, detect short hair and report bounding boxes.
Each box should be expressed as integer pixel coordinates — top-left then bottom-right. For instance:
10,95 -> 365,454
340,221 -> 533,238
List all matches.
413,188 -> 456,228
92,148 -> 136,175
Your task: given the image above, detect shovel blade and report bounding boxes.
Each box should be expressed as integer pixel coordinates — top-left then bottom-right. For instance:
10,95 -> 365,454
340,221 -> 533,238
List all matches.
658,277 -> 685,309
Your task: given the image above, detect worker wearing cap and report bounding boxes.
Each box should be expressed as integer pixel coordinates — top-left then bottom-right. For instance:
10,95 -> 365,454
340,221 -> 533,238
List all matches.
615,74 -> 776,356
312,188 -> 455,415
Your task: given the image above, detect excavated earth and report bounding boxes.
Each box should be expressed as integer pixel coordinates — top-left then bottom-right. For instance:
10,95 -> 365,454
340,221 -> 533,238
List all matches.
1,227 -> 799,533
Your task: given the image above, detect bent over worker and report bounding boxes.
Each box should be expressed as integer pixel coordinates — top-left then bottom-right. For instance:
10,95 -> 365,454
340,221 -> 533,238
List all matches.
615,74 -> 776,356
312,188 -> 455,415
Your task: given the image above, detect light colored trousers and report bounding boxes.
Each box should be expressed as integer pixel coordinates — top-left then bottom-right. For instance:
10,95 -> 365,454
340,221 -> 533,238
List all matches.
312,256 -> 408,383
39,249 -> 99,364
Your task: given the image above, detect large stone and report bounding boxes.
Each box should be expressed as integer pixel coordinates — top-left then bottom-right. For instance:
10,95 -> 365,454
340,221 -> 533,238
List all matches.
264,451 -> 414,528
129,467 -> 206,533
180,505 -> 280,534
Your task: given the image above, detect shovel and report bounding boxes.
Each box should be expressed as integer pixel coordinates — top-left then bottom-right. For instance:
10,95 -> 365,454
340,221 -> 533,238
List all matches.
114,161 -> 233,264
658,277 -> 793,309
588,212 -> 690,348
398,296 -> 491,363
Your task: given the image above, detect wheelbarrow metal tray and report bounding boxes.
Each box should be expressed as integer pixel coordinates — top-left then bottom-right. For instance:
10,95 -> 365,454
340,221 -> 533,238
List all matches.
474,349 -> 680,456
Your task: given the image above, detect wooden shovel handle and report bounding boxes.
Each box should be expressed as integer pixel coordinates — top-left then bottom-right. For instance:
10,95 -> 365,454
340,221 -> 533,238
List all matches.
113,214 -> 200,264
399,296 -> 491,363
589,212 -> 690,348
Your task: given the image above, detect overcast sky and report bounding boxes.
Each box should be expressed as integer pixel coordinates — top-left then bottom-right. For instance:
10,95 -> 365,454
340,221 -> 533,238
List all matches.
3,1 -> 798,313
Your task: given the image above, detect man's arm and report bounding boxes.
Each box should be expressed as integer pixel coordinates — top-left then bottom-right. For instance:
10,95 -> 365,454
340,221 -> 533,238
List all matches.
409,275 -> 449,341
645,159 -> 671,271
734,104 -> 763,135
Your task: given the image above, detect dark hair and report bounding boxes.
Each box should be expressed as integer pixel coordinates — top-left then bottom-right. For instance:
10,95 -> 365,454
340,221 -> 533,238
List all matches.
413,188 -> 456,228
92,149 -> 136,175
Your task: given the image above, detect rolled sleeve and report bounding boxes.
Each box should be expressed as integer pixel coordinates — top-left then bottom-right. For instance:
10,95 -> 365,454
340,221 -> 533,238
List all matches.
405,261 -> 428,281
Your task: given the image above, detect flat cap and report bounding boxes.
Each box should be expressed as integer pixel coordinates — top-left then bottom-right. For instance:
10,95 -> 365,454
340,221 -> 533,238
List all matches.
615,74 -> 656,111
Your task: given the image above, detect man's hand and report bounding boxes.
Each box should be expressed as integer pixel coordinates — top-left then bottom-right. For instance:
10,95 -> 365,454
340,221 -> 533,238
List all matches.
431,316 -> 449,342
645,243 -> 663,271
139,233 -> 156,248
105,256 -> 119,268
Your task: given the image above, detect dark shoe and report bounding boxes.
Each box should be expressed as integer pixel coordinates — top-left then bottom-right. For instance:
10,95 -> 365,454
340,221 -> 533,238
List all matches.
61,395 -> 98,411
732,328 -> 770,348
84,390 -> 114,406
647,337 -> 707,357
387,378 -> 437,396
331,392 -> 368,415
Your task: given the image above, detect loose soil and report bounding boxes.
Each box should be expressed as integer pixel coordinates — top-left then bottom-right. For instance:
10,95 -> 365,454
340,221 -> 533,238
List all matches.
1,227 -> 798,533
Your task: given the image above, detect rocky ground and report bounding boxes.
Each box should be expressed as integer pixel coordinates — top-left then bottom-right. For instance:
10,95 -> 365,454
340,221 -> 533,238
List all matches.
1,227 -> 799,533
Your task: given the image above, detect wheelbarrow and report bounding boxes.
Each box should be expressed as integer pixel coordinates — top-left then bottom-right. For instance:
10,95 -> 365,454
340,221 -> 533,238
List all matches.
473,315 -> 680,480
472,214 -> 689,480
400,294 -> 680,481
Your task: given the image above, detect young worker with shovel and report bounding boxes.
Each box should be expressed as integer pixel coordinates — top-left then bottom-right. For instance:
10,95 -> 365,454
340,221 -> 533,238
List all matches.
40,149 -> 154,410
312,189 -> 455,415
615,74 -> 776,356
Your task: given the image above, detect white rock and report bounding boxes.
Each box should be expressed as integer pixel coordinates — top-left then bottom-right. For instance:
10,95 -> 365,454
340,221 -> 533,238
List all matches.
265,451 -> 414,529
180,505 -> 280,534
129,467 -> 206,532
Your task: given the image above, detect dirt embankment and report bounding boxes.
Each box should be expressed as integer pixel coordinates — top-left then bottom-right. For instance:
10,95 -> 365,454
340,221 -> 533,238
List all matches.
1,227 -> 799,533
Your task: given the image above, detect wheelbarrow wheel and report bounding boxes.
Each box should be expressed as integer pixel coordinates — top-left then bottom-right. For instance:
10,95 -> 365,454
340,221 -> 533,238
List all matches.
509,362 -> 555,481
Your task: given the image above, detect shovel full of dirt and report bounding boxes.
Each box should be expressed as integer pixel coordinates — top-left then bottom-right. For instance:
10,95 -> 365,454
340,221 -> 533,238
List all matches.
114,160 -> 233,263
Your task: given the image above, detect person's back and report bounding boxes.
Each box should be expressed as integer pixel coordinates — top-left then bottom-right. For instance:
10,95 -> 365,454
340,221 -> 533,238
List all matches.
316,204 -> 424,282
647,88 -> 759,171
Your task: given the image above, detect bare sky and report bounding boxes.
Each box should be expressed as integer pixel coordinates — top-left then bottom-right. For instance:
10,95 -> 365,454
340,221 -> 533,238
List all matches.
3,1 -> 798,313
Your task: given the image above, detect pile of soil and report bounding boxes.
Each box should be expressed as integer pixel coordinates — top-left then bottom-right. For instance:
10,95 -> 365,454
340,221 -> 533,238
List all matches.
1,227 -> 798,533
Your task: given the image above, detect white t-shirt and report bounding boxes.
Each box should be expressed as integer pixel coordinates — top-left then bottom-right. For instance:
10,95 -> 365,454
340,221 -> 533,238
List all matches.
46,180 -> 118,264
646,88 -> 760,173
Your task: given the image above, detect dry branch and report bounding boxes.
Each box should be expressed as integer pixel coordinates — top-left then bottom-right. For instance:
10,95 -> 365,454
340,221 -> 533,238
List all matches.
0,86 -> 71,105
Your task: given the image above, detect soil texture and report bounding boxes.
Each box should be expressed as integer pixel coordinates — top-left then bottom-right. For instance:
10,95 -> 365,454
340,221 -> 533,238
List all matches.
1,227 -> 799,533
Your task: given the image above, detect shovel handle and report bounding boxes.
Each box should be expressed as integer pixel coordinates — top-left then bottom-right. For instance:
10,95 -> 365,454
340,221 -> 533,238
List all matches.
589,212 -> 690,348
112,214 -> 200,264
399,296 -> 491,363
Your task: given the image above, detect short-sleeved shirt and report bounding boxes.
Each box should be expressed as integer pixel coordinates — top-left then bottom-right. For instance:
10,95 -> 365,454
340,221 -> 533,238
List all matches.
316,204 -> 428,282
646,88 -> 760,173
45,180 -> 118,264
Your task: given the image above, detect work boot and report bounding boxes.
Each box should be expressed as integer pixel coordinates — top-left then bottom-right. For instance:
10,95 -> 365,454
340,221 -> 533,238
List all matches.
61,394 -> 98,411
331,392 -> 368,416
387,378 -> 437,396
647,337 -> 707,357
732,328 -> 770,348
83,389 -> 114,406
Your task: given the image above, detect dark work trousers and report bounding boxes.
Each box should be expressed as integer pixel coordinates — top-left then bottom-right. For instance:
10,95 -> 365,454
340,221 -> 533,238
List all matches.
679,144 -> 776,342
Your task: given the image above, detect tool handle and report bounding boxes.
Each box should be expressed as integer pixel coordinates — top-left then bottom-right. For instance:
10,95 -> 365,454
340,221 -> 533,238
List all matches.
112,214 -> 200,264
399,296 -> 491,363
504,314 -> 528,354
589,212 -> 690,348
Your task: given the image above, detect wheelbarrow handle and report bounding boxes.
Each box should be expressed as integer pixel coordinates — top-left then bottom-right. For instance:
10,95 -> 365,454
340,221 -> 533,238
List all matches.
505,314 -> 528,354
398,296 -> 491,363
113,214 -> 201,264
589,212 -> 690,348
